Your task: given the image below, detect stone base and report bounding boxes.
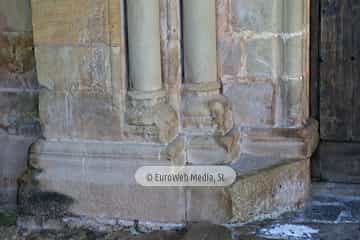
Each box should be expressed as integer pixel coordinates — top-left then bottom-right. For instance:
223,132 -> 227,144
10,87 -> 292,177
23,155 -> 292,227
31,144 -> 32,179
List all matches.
240,119 -> 319,159
126,90 -> 179,144
181,83 -> 233,136
19,134 -> 312,224
0,129 -> 36,211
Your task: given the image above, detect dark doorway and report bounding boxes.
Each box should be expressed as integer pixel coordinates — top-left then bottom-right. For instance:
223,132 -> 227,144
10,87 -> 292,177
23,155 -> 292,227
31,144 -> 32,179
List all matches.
311,0 -> 360,183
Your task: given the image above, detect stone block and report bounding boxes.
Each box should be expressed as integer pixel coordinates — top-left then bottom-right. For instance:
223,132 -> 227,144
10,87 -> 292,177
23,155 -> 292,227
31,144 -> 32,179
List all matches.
279,77 -> 306,127
0,91 -> 38,130
230,158 -> 310,222
231,0 -> 283,33
186,130 -> 240,165
0,130 -> 35,210
31,0 -> 122,46
218,36 -> 243,77
186,187 -> 232,224
0,0 -> 32,32
245,37 -> 283,79
284,35 -> 305,78
0,32 -> 37,89
283,0 -> 305,33
240,119 -> 319,158
39,91 -> 123,140
35,46 -> 113,95
23,140 -> 186,223
223,81 -> 274,127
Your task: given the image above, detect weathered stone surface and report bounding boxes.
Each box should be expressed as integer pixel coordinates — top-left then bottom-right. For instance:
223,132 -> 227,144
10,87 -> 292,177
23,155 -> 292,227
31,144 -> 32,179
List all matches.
240,119 -> 319,158
35,46 -> 112,95
186,128 -> 240,165
245,37 -> 283,79
186,188 -> 232,224
31,0 -> 122,46
223,81 -> 274,127
0,0 -> 38,211
0,131 -> 36,210
216,0 -> 309,129
23,140 -> 186,223
0,92 -> 38,130
181,92 -> 234,135
0,32 -> 37,89
165,136 -> 186,164
19,0 -> 315,225
0,0 -> 32,32
279,77 -> 307,127
160,0 -> 182,111
284,35 -> 305,78
218,36 -> 243,78
230,0 -> 283,33
39,91 -> 123,140
231,158 -> 310,222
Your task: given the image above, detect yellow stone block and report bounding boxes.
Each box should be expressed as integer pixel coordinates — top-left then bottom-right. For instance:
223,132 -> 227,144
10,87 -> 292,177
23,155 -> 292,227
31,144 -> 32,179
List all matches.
31,0 -> 123,46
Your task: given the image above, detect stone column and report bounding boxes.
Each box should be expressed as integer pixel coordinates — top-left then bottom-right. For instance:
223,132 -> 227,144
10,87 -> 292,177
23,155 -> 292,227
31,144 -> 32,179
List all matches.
181,0 -> 233,136
126,0 -> 178,143
126,0 -> 162,92
182,0 -> 219,89
180,0 -> 239,165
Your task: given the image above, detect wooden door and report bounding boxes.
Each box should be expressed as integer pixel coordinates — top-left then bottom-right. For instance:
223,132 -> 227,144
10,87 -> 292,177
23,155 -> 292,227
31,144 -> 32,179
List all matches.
313,0 -> 360,182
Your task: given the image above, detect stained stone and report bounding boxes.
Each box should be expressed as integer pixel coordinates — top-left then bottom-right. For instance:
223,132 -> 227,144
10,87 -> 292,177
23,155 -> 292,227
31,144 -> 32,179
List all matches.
31,0 -> 122,45
38,91 -> 123,140
0,92 -> 38,129
231,158 -> 310,222
231,0 -> 284,33
35,46 -> 112,94
19,0 -> 315,225
245,38 -> 283,79
223,81 -> 274,126
0,0 -> 32,32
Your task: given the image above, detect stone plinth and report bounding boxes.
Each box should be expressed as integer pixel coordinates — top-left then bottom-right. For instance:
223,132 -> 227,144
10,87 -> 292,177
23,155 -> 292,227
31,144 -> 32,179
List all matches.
20,0 -> 317,225
20,119 -> 317,223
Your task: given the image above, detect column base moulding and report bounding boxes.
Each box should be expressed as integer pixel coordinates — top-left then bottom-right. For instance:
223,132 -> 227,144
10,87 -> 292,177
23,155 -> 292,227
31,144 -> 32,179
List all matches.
181,82 -> 234,136
126,89 -> 179,144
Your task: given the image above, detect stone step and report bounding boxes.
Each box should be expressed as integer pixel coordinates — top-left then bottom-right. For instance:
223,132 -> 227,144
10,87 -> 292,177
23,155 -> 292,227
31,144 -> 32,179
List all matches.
19,140 -> 310,224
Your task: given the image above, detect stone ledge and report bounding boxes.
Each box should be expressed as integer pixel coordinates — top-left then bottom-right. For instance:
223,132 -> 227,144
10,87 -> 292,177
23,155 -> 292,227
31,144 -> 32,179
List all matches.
240,119 -> 319,159
21,139 -> 311,224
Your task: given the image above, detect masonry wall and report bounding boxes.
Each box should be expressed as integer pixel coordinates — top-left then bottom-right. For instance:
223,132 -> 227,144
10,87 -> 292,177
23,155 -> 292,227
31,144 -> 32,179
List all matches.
31,0 -> 310,143
31,0 -> 183,142
19,0 -> 316,223
218,0 -> 310,128
0,0 -> 38,209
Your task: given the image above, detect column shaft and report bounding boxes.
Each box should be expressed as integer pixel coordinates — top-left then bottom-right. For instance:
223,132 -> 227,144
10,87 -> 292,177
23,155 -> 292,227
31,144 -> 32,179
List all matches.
182,0 -> 218,84
126,0 -> 162,92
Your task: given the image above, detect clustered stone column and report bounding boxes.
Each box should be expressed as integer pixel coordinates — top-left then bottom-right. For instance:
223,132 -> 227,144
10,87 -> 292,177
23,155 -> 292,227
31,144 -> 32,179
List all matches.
181,0 -> 233,136
126,0 -> 178,143
177,0 -> 239,165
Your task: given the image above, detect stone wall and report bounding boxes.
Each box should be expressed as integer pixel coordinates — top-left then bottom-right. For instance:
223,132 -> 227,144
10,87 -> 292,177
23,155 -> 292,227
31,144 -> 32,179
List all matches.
217,0 -> 310,128
0,0 -> 38,209
20,0 -> 318,223
31,0 -> 310,142
31,0 -> 183,142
